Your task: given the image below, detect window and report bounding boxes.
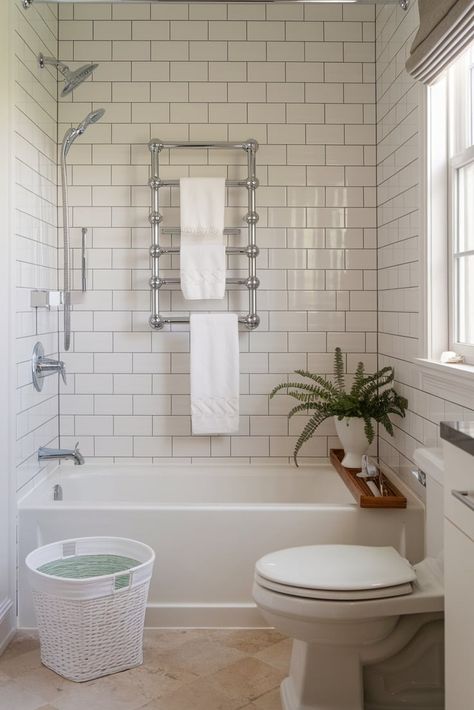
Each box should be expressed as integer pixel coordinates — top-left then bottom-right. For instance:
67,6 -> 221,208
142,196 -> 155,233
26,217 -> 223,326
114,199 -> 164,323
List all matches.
426,45 -> 474,364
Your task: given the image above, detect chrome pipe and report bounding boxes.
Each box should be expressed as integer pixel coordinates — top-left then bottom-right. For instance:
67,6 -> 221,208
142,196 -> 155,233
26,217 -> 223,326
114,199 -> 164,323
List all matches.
151,245 -> 259,257
162,227 -> 241,236
150,178 -> 250,188
150,277 -> 259,288
151,314 -> 259,330
149,141 -> 162,329
246,141 -> 259,329
148,138 -> 259,330
151,140 -> 255,150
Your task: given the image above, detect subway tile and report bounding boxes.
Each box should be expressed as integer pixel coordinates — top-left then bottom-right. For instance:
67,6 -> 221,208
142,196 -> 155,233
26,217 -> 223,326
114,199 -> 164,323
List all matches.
16,6 -> 387,478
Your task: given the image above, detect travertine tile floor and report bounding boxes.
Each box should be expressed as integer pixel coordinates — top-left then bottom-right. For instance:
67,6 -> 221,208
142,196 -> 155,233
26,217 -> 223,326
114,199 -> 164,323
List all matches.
0,630 -> 290,710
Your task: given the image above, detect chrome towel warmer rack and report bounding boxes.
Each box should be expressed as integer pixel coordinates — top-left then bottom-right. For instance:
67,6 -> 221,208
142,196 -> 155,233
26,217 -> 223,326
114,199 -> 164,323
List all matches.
147,139 -> 260,330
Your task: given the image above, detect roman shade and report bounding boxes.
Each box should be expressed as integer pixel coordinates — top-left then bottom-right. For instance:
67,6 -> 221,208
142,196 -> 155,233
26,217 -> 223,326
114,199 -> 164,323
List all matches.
406,0 -> 474,84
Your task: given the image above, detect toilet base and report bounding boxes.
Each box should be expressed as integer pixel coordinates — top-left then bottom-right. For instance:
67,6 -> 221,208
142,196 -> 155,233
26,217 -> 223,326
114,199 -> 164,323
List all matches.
279,617 -> 444,710
280,639 -> 364,710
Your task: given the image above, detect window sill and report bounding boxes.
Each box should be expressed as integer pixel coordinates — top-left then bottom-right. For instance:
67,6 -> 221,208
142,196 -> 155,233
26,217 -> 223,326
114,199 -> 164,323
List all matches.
416,358 -> 474,408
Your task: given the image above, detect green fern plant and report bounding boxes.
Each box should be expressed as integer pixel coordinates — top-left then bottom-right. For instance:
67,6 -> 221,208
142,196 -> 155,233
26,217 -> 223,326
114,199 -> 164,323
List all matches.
270,347 -> 408,465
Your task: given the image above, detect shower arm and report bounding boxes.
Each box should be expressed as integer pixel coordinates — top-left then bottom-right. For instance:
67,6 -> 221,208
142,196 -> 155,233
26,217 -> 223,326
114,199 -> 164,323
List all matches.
39,54 -> 71,79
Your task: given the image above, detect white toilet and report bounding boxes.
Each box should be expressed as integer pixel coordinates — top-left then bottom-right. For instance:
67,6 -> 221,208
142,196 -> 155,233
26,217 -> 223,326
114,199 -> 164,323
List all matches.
253,448 -> 445,710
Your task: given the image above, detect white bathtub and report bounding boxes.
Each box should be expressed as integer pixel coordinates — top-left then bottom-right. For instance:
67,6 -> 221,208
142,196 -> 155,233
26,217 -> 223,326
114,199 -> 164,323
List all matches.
18,462 -> 424,628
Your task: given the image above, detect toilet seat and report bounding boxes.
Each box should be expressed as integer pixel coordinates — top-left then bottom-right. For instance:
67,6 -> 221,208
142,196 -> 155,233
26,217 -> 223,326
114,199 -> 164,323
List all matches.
256,544 -> 417,602
255,572 -> 414,601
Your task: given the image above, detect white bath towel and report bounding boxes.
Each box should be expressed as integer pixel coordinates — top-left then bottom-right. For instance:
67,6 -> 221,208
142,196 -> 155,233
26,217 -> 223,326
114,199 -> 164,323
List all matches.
190,313 -> 239,435
180,177 -> 226,300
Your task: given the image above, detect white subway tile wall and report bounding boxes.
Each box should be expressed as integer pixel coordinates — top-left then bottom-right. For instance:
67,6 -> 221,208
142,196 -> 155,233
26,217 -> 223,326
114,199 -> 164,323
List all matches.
15,2 -> 59,491
376,4 -> 474,493
57,2 -> 377,463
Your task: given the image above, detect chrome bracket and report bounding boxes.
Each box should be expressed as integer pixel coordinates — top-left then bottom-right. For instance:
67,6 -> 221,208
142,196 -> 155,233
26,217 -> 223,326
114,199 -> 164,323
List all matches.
399,0 -> 409,10
22,0 -> 33,8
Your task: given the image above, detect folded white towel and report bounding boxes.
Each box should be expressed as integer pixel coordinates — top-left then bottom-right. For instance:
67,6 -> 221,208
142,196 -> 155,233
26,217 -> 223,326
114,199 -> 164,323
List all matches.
180,177 -> 226,300
190,313 -> 239,435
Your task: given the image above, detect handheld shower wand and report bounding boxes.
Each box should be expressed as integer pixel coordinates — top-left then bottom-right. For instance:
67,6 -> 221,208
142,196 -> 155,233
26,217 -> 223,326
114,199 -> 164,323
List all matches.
61,109 -> 105,351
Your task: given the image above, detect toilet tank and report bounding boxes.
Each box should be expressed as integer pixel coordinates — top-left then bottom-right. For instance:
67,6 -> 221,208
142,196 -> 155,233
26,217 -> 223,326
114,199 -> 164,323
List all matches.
414,448 -> 445,562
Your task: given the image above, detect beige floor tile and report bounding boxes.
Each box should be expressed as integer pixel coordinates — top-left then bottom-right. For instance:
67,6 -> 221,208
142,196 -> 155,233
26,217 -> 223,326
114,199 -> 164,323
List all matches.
111,662 -> 196,702
145,636 -> 245,677
0,630 -> 287,710
51,674 -> 152,710
208,629 -> 286,655
0,647 -> 43,679
143,629 -> 208,655
254,638 -> 292,671
4,665 -> 72,704
0,678 -> 49,710
208,656 -> 284,703
247,687 -> 282,709
139,676 -> 246,710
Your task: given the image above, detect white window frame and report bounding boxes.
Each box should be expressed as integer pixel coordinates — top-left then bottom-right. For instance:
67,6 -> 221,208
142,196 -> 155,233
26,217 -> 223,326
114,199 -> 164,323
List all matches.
447,50 -> 474,363
418,47 -> 474,408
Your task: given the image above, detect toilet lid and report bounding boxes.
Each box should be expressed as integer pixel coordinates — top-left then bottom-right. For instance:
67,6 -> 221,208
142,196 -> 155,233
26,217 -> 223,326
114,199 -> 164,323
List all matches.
256,545 -> 416,592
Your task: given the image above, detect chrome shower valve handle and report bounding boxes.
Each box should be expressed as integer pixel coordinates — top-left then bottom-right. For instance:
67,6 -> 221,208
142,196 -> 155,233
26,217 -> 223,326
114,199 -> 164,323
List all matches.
32,342 -> 67,392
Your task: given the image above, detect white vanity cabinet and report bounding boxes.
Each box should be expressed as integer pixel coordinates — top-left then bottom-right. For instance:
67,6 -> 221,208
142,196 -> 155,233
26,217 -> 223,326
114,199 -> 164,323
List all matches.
442,439 -> 474,710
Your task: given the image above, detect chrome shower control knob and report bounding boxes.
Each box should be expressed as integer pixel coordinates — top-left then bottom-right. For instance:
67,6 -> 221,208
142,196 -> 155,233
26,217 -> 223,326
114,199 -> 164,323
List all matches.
148,177 -> 162,190
246,276 -> 260,290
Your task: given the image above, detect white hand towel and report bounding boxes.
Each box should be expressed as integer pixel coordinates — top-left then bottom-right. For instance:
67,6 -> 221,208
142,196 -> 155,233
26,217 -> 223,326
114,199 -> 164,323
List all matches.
190,313 -> 239,435
180,177 -> 226,300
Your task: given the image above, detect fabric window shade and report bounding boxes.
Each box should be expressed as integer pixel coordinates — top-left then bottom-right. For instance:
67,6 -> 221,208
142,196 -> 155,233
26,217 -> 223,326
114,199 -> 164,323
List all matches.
406,0 -> 474,84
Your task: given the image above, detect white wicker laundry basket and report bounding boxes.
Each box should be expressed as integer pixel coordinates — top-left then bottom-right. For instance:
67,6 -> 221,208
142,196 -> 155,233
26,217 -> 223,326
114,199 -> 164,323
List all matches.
26,536 -> 155,682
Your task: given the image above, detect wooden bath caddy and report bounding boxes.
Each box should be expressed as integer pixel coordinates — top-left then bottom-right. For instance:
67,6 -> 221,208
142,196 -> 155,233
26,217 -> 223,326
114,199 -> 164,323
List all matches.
330,449 -> 407,509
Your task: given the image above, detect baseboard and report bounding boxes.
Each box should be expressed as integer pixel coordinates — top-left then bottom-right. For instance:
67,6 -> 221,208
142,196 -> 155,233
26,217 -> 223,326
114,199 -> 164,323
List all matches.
144,602 -> 269,628
19,601 -> 269,631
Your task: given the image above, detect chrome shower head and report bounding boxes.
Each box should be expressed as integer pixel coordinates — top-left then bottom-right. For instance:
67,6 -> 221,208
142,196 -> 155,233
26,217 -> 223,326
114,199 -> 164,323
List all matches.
38,53 -> 99,97
62,109 -> 106,157
62,63 -> 99,97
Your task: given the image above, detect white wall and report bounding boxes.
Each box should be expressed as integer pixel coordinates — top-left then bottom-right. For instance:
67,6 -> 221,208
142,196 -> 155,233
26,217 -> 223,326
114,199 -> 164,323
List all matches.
57,1 -> 378,464
376,3 -> 474,494
0,0 -> 16,655
14,0 -> 59,492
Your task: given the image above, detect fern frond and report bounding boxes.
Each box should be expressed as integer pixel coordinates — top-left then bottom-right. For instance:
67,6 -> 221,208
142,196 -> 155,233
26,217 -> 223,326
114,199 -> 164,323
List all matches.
287,402 -> 323,418
334,347 -> 345,391
350,361 -> 366,398
293,412 -> 329,466
294,370 -> 338,394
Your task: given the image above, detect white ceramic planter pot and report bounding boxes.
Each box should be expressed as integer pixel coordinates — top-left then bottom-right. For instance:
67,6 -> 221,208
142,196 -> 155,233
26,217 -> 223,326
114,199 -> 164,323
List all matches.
334,416 -> 370,469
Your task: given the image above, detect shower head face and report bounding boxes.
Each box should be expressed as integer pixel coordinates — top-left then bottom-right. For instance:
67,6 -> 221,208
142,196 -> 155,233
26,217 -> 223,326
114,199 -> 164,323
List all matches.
61,63 -> 99,97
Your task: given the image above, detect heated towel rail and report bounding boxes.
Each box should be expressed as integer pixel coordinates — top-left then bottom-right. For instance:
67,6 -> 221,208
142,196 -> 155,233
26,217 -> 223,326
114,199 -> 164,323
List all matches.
147,139 -> 260,330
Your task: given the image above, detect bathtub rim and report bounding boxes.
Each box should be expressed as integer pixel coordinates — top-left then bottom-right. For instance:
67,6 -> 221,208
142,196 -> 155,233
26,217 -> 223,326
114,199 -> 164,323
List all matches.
17,460 -> 423,512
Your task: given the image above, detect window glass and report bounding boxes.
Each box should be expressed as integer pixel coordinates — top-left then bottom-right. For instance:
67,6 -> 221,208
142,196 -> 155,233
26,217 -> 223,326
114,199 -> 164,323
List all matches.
456,161 -> 474,253
456,254 -> 474,344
